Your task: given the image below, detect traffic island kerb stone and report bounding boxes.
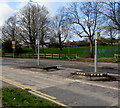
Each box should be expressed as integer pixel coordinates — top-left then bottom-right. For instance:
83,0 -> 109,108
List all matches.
71,71 -> 117,81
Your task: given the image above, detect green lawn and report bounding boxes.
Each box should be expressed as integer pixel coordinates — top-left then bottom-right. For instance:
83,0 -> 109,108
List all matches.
2,45 -> 119,62
22,45 -> 119,57
22,48 -> 33,53
2,87 -> 62,107
42,45 -> 119,58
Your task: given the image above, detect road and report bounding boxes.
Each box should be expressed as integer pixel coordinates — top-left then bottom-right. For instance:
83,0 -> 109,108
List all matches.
2,57 -> 119,75
1,57 -> 119,107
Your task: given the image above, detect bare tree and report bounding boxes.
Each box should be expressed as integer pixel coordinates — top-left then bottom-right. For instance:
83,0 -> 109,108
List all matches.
65,2 -> 103,58
40,6 -> 50,49
50,8 -> 71,51
101,0 -> 120,31
103,22 -> 117,46
18,3 -> 49,54
2,15 -> 19,42
49,37 -> 57,44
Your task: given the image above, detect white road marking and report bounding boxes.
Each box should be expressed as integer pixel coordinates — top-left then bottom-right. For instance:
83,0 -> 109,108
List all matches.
74,79 -> 119,90
110,102 -> 118,106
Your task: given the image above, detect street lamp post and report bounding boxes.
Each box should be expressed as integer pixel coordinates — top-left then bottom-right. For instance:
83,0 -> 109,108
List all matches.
37,22 -> 40,66
29,0 -> 40,65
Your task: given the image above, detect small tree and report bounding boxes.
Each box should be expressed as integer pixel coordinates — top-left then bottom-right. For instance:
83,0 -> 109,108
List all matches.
2,15 -> 20,42
103,22 -> 117,46
50,8 -> 71,51
2,40 -> 23,54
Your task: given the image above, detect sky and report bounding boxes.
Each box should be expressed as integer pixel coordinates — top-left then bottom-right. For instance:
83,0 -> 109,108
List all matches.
0,0 -> 68,27
2,0 -> 117,41
0,0 -> 106,27
0,0 -> 83,41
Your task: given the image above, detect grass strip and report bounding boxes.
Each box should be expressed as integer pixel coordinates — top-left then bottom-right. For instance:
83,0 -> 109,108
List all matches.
2,87 -> 63,108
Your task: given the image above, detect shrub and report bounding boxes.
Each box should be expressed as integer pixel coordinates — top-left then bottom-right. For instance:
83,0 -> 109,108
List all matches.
2,40 -> 23,54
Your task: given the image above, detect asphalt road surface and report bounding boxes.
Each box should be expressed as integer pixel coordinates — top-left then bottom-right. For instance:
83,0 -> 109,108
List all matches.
1,57 -> 119,107
2,57 -> 119,75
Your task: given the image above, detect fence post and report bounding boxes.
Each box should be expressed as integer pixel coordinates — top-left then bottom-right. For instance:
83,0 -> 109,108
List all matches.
44,53 -> 46,58
59,54 -> 60,59
52,53 -> 53,59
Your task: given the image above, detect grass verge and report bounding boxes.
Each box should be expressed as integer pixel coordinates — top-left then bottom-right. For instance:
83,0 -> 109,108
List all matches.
2,87 -> 62,107
2,54 -> 116,63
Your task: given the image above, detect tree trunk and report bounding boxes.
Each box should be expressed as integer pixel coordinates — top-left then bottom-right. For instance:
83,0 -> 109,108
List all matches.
41,43 -> 44,53
31,44 -> 37,54
110,32 -> 113,46
110,39 -> 113,46
58,33 -> 62,51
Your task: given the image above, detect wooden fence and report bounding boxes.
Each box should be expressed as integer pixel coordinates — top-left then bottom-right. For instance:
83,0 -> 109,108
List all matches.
3,53 -> 80,60
3,53 -> 118,62
38,53 -> 80,60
